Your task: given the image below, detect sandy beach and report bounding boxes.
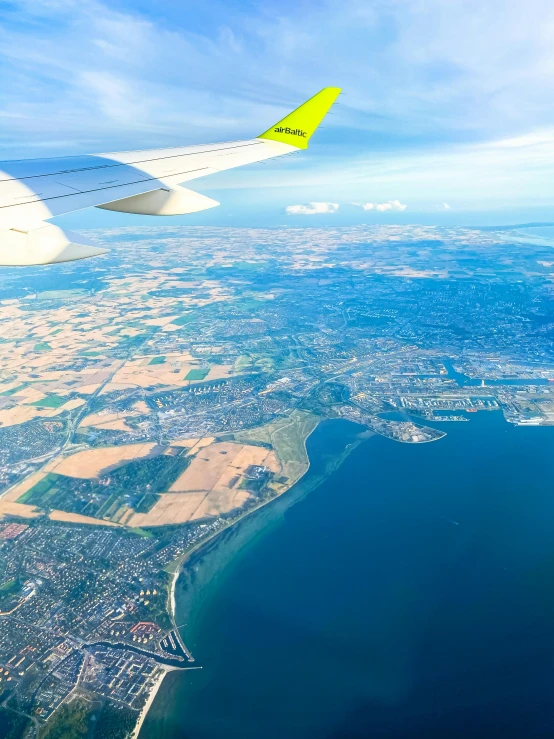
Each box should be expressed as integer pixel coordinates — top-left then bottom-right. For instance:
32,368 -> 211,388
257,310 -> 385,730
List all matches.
132,668 -> 169,739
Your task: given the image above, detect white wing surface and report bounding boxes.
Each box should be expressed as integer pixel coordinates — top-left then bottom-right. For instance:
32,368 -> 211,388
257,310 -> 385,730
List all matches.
0,87 -> 340,265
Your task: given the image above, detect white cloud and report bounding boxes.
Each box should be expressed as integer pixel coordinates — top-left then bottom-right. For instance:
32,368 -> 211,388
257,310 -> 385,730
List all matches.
285,202 -> 340,215
441,203 -> 451,210
354,200 -> 407,212
488,132 -> 554,149
3,0 -> 554,155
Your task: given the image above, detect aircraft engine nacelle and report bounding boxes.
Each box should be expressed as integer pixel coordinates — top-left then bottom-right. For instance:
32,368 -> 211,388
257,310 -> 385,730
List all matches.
0,223 -> 107,266
96,185 -> 219,216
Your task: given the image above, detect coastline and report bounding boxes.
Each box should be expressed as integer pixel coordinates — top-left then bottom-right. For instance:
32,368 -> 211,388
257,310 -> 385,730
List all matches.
165,419 -> 323,626
131,412 -> 554,739
164,416 -> 342,623
140,419 -> 371,738
165,419 -> 372,629
132,667 -> 170,739
138,423 -> 323,737
145,462 -> 317,738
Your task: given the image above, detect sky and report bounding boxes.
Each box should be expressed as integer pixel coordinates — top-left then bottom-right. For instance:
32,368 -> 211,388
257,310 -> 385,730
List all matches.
2,0 -> 554,225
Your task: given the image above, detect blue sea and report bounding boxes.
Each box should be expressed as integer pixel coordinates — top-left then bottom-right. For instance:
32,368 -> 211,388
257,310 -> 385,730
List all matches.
141,411 -> 554,738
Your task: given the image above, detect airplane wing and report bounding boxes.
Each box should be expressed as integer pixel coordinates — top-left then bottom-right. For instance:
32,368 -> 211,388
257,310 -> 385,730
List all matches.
0,87 -> 341,266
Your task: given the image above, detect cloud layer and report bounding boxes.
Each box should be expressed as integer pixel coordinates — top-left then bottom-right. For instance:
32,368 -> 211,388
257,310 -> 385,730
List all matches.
3,0 -> 554,154
286,202 -> 340,215
2,0 -> 554,209
354,200 -> 407,212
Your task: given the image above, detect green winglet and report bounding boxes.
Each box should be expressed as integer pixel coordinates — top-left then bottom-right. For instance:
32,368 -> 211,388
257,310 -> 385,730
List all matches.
258,87 -> 341,149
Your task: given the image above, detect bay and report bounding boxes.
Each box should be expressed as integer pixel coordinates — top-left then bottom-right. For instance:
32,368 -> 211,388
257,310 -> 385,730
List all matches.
141,411 -> 554,738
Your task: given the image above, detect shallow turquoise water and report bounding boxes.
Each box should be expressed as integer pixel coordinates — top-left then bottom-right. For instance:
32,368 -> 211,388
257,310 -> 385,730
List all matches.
141,412 -> 554,738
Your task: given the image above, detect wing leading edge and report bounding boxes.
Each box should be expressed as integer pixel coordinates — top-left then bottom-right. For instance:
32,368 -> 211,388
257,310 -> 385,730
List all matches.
0,87 -> 341,265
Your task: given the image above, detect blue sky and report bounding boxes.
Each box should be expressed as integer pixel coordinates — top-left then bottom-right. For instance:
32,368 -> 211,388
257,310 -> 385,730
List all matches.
2,0 -> 554,224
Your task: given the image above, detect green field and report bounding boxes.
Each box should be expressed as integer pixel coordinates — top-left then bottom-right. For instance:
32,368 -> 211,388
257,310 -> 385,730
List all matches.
18,454 -> 190,521
29,395 -> 67,409
33,342 -> 52,352
0,578 -> 18,594
18,473 -> 58,502
134,493 -> 160,512
171,314 -> 195,326
255,356 -> 275,372
234,355 -> 252,372
36,289 -> 86,301
149,355 -> 166,365
241,299 -> 266,310
130,527 -> 154,538
231,261 -> 258,271
39,698 -> 89,739
234,410 -> 320,487
0,384 -> 26,396
185,368 -> 210,381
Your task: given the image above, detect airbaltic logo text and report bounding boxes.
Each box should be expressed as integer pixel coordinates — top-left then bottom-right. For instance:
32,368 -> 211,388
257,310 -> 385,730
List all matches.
274,127 -> 307,138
